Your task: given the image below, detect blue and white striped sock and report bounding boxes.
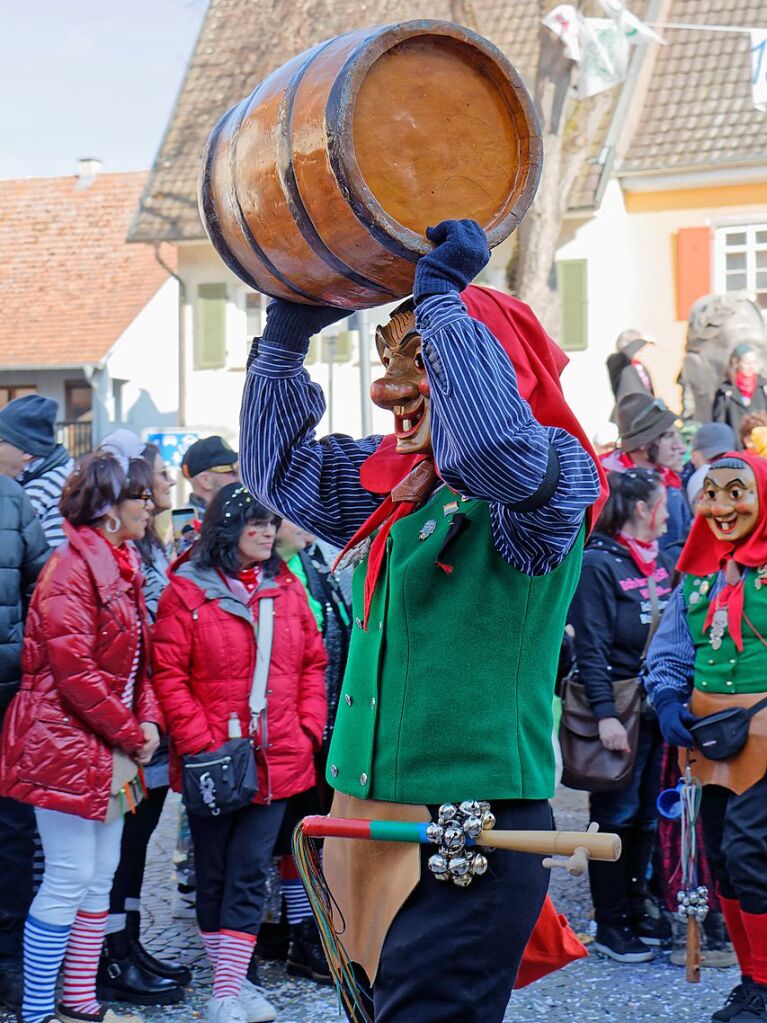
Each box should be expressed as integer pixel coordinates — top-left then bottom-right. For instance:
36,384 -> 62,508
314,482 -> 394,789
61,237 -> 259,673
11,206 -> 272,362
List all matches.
283,878 -> 312,925
22,914 -> 71,1023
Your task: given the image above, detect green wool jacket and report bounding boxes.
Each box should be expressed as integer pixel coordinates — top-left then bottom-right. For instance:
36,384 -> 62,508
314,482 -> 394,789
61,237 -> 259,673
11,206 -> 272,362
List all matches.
684,571 -> 767,694
326,486 -> 585,805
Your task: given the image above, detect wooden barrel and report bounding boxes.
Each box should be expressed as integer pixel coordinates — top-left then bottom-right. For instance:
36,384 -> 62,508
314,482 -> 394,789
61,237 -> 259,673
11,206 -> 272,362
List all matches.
199,20 -> 542,309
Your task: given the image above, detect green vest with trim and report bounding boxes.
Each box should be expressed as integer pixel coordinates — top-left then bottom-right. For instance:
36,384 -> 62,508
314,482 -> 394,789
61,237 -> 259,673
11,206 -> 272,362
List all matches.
326,487 -> 586,805
684,571 -> 767,694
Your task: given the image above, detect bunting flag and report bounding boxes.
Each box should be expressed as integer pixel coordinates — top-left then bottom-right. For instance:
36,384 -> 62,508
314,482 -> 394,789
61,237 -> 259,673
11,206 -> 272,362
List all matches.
542,1 -> 663,99
752,30 -> 767,111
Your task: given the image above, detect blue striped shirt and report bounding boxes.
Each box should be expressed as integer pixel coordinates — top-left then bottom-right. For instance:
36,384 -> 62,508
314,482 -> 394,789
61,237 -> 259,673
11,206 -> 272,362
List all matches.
645,572 -> 727,705
240,291 -> 600,574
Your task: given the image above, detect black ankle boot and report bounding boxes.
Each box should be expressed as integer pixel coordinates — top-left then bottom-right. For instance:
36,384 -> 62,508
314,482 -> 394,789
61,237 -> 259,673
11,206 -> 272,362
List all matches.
97,930 -> 184,1006
286,918 -> 332,985
125,911 -> 192,986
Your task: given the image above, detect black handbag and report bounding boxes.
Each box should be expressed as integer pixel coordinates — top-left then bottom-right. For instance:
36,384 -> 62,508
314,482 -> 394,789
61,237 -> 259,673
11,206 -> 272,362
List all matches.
181,595 -> 274,817
689,696 -> 767,761
182,738 -> 258,817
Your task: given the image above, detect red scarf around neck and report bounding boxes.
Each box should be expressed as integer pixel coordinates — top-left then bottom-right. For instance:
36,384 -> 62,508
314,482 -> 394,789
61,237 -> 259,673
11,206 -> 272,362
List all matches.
89,528 -> 138,583
616,532 -> 658,578
736,371 -> 757,401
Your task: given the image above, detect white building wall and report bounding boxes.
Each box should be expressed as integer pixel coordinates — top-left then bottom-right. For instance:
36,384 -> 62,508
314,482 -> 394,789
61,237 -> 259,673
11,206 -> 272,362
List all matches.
105,277 -> 179,440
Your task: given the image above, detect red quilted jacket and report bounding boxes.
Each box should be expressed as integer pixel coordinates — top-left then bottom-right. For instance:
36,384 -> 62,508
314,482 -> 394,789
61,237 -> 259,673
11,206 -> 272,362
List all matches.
0,523 -> 160,821
151,552 -> 327,803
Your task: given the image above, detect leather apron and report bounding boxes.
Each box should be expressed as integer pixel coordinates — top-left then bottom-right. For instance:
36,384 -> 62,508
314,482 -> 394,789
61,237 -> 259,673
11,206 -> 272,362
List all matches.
679,690 -> 767,794
322,793 -> 427,983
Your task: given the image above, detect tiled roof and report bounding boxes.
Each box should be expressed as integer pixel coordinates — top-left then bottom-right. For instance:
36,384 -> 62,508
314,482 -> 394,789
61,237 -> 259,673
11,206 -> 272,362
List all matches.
622,0 -> 767,175
0,171 -> 174,368
128,0 -> 580,243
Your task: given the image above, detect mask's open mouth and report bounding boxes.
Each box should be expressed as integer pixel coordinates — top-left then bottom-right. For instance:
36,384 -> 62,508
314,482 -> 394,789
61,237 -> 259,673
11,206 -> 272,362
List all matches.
393,397 -> 426,439
713,514 -> 738,534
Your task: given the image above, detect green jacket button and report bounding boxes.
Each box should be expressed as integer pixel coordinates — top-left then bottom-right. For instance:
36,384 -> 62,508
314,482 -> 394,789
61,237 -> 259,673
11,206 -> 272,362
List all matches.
360,773 -> 368,786
330,765 -> 338,777
345,694 -> 352,706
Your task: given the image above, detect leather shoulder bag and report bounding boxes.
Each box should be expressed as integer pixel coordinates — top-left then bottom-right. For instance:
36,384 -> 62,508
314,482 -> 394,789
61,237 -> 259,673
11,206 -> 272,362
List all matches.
560,576 -> 660,793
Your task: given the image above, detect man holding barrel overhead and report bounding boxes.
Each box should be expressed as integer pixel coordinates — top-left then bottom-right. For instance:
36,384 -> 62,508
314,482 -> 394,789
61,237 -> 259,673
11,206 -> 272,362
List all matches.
240,219 -> 606,1021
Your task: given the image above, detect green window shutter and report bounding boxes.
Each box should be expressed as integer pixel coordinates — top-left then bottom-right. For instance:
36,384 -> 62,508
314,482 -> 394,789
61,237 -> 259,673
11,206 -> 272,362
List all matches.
557,259 -> 588,351
195,283 -> 227,370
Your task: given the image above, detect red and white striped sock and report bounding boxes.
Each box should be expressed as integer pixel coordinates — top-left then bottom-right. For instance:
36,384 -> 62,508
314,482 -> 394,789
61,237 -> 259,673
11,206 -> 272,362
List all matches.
60,909 -> 108,1015
212,929 -> 256,998
200,929 -> 221,968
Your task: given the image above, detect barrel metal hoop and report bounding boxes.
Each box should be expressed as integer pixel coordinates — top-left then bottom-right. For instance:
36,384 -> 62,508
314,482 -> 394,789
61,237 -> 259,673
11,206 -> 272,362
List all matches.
278,37 -> 401,299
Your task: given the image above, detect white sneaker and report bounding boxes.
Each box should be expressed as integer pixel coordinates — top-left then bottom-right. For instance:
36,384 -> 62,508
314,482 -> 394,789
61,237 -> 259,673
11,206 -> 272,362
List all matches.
238,979 -> 278,1022
207,995 -> 248,1023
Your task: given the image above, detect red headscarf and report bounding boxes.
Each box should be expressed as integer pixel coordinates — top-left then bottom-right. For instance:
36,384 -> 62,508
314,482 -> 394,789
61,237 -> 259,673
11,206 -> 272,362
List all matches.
677,451 -> 767,649
337,286 -> 608,624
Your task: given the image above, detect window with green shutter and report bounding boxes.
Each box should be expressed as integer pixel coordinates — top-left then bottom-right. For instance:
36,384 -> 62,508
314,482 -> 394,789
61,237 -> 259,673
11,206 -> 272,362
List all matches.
195,283 -> 227,370
557,259 -> 588,351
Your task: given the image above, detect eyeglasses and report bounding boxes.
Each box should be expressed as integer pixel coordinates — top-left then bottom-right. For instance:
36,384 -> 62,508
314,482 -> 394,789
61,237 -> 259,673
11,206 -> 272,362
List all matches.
124,489 -> 153,507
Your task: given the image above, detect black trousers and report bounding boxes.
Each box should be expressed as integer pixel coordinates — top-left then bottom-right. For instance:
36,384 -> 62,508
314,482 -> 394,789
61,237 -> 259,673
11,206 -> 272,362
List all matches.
109,786 -> 169,915
189,800 -> 287,936
0,795 -> 35,962
373,799 -> 552,1023
701,773 -> 767,914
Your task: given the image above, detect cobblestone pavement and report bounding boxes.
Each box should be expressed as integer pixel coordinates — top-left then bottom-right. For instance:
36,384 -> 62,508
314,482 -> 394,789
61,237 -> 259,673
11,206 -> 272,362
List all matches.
3,789 -> 738,1022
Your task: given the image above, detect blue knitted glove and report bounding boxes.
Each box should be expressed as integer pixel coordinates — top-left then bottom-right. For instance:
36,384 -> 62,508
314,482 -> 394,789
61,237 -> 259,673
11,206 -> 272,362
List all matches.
413,219 -> 491,303
260,298 -> 352,356
654,692 -> 696,748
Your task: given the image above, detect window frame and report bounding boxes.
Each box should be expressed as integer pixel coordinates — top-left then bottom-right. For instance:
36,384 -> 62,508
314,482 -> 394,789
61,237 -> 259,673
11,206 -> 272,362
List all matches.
713,221 -> 767,309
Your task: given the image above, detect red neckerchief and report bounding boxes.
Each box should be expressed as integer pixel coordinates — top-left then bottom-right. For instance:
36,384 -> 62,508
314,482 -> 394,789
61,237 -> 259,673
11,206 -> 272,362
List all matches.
334,438 -> 434,627
616,531 -> 658,578
677,451 -> 767,650
335,286 -> 609,628
736,371 -> 757,401
89,528 -> 138,583
613,450 -> 682,490
239,565 -> 262,593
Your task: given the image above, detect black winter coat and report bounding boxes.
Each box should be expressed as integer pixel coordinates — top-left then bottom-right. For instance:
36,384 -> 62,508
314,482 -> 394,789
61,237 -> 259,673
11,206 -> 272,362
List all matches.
711,377 -> 767,449
567,533 -> 674,721
0,477 -> 49,710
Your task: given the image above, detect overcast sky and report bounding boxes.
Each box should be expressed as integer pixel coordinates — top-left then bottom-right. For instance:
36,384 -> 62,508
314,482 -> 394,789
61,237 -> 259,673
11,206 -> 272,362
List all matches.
0,0 -> 208,179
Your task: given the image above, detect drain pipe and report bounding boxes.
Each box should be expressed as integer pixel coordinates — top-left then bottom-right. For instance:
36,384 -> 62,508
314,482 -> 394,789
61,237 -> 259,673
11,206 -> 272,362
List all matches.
154,244 -> 187,428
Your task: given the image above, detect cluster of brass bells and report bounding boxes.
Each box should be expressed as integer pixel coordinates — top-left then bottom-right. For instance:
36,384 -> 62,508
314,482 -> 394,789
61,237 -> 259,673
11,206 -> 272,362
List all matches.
677,886 -> 709,922
427,801 -> 495,888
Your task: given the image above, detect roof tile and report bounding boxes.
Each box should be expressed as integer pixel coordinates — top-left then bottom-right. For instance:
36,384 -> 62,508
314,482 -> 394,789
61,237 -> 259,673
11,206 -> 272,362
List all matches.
0,171 -> 173,368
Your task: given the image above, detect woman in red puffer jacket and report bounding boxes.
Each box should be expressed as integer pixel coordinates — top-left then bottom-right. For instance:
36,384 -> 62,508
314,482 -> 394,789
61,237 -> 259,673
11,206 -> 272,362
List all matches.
151,483 -> 326,1023
0,450 -> 162,1023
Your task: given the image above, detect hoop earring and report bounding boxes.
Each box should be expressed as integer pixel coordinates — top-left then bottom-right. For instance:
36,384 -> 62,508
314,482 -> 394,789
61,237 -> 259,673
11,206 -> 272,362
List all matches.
105,514 -> 121,534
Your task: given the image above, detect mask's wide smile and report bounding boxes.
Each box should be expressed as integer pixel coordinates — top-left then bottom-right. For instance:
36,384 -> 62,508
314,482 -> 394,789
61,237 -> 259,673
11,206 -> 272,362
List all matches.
393,397 -> 426,439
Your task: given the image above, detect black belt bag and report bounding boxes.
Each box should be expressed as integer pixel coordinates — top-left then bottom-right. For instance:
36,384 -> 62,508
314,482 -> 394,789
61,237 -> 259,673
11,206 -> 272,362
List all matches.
182,595 -> 274,817
689,695 -> 767,761
182,739 -> 258,817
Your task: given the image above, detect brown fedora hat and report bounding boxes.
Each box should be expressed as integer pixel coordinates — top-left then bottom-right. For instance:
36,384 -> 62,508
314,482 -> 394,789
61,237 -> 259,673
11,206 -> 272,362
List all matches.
617,394 -> 677,451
